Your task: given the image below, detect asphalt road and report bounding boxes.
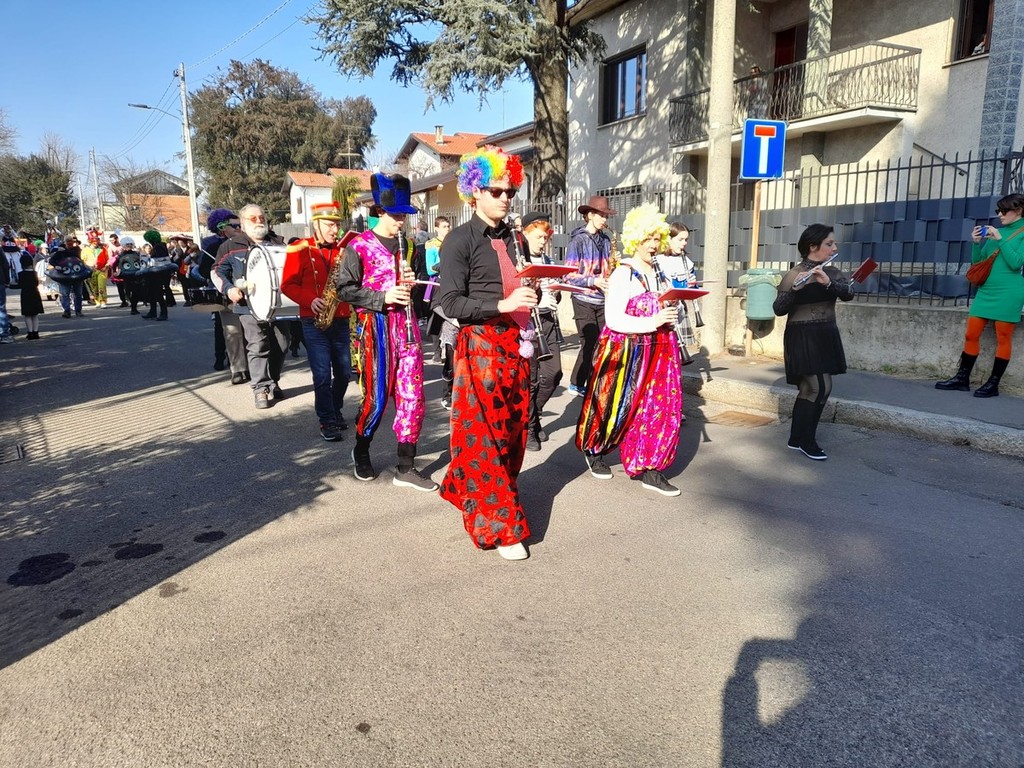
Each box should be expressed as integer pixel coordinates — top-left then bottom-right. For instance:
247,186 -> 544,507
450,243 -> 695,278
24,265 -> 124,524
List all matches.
1,300 -> 1022,767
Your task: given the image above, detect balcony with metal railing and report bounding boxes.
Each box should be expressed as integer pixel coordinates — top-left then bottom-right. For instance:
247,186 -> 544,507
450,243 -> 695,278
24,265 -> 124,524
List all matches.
669,42 -> 922,148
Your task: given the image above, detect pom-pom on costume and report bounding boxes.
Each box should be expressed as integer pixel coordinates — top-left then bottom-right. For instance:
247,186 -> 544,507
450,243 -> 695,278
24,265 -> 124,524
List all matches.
575,203 -> 683,481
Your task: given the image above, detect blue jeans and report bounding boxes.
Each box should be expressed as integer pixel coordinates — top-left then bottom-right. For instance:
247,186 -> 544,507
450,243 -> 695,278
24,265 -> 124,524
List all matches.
59,281 -> 83,314
0,283 -> 9,337
302,317 -> 352,425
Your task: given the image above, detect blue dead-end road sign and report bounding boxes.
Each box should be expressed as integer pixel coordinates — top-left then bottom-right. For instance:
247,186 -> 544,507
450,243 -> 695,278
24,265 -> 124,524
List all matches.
740,119 -> 787,180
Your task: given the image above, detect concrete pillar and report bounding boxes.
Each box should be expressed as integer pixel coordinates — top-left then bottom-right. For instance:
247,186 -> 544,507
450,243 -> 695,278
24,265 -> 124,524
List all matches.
979,0 -> 1024,191
702,0 -> 738,355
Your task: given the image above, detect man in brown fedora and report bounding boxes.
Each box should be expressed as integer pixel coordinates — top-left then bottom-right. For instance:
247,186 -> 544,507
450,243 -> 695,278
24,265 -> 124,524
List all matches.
563,194 -> 617,396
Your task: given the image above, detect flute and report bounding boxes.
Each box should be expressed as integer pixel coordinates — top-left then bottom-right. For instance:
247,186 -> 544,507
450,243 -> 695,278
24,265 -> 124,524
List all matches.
395,230 -> 416,345
793,252 -> 839,288
651,254 -> 694,365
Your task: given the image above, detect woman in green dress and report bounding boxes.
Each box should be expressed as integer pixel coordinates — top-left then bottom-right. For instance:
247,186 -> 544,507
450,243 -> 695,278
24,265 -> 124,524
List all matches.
936,193 -> 1024,397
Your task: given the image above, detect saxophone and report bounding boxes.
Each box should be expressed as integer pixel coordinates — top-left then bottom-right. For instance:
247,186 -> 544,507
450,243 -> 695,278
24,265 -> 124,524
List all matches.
314,246 -> 345,330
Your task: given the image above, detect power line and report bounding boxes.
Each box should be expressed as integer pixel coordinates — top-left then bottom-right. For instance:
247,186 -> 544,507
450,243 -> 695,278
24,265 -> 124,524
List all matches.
235,13 -> 305,61
111,77 -> 177,157
188,0 -> 296,71
110,87 -> 182,161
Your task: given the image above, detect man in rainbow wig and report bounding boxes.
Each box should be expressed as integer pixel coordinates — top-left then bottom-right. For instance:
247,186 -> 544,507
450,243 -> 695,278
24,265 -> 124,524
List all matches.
436,145 -> 539,561
335,173 -> 437,491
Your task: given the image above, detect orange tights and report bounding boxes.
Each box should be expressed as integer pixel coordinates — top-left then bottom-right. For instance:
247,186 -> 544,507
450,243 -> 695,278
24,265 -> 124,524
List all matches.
964,316 -> 1016,359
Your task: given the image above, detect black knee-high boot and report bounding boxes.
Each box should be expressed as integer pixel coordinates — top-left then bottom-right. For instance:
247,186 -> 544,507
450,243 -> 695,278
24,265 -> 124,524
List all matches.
788,399 -> 814,450
936,352 -> 977,391
974,357 -> 1009,398
809,399 -> 827,453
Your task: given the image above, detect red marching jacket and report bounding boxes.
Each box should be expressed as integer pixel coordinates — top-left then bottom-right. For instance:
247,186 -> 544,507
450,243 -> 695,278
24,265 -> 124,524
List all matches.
281,236 -> 351,320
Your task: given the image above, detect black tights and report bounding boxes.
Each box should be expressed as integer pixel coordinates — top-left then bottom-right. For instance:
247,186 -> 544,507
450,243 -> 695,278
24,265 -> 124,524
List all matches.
797,373 -> 832,406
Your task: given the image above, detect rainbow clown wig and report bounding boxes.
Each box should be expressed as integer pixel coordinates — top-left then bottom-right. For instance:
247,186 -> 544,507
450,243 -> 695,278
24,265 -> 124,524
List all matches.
621,202 -> 670,256
456,145 -> 524,203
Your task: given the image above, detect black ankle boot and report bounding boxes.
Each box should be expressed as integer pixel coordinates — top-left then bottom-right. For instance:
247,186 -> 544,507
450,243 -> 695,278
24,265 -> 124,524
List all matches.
936,352 -> 977,391
974,357 -> 1009,398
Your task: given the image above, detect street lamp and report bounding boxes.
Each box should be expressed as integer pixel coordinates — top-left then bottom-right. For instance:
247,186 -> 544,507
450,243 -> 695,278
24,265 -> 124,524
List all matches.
128,90 -> 200,240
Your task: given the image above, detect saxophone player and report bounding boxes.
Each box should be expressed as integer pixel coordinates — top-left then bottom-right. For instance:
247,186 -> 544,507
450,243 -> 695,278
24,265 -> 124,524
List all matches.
281,201 -> 353,442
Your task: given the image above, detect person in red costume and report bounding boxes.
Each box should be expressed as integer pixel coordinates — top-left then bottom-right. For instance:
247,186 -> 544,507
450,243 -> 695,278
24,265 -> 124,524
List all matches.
281,201 -> 354,442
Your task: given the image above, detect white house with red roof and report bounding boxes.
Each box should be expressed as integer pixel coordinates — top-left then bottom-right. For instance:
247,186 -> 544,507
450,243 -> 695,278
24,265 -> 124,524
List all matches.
282,169 -> 374,226
383,125 -> 536,224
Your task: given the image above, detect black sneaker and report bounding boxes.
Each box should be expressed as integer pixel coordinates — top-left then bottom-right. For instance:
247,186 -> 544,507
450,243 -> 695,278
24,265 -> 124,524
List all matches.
640,470 -> 681,497
272,385 -> 286,400
393,466 -> 438,492
319,423 -> 345,442
800,443 -> 828,461
526,432 -> 542,452
231,372 -> 246,385
335,413 -> 349,430
61,311 -> 71,318
254,389 -> 271,410
537,428 -> 549,442
352,449 -> 376,481
585,453 -> 613,480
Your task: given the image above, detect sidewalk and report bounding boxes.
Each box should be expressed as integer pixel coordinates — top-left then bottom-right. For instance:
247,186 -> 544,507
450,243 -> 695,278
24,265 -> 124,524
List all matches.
681,354 -> 1024,458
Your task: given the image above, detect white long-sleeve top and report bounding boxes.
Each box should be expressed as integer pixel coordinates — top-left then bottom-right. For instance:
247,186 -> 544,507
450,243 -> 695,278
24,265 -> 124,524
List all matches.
605,258 -> 663,335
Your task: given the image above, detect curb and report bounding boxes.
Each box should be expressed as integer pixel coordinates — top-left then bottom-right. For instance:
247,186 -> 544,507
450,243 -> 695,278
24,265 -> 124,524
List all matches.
682,370 -> 1024,459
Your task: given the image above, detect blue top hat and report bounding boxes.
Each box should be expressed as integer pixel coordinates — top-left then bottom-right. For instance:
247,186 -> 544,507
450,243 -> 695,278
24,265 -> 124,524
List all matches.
371,173 -> 418,215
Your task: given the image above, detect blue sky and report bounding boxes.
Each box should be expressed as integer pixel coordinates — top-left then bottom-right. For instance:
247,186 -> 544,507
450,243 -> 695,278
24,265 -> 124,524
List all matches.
5,0 -> 534,178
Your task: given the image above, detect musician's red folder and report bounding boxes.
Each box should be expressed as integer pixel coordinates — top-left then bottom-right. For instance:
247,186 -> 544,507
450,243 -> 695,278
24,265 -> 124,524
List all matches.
851,257 -> 878,283
659,288 -> 709,302
515,264 -> 576,279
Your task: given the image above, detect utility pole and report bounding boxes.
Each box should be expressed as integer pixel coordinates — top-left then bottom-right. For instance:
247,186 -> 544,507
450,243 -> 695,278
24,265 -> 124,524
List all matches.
702,0 -> 738,355
77,177 -> 87,232
176,62 -> 201,240
90,148 -> 105,230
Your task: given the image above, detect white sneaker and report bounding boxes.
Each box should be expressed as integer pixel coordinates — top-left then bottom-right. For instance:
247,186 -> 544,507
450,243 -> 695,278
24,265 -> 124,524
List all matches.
496,542 -> 529,561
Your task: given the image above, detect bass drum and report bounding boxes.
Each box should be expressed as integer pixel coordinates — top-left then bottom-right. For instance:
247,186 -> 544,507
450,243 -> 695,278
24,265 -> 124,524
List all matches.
246,244 -> 299,322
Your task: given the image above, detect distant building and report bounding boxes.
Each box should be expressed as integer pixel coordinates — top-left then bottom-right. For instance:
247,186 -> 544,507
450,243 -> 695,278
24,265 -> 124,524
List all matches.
102,170 -> 196,234
282,169 -> 374,227
359,125 -> 537,224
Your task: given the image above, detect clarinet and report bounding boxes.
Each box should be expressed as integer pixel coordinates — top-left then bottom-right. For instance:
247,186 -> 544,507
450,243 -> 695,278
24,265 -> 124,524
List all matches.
651,254 -> 694,365
508,218 -> 553,362
395,229 -> 416,346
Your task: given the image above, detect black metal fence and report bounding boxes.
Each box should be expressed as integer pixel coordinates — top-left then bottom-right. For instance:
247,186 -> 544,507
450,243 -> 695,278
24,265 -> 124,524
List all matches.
529,148 -> 1024,307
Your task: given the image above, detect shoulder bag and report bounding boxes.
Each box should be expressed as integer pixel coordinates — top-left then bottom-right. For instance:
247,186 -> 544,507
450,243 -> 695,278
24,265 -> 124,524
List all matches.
967,226 -> 1024,287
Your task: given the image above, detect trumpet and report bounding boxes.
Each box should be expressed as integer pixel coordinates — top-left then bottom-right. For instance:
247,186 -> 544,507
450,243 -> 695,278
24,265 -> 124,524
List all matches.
651,254 -> 694,365
793,253 -> 839,288
508,216 -> 553,362
395,229 -> 416,346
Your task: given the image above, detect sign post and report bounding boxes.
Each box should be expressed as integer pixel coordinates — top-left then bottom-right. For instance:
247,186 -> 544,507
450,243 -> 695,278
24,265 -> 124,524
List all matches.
740,119 -> 786,356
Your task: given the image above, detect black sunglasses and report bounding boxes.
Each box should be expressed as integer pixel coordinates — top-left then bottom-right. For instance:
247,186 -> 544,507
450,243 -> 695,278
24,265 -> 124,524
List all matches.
482,186 -> 518,199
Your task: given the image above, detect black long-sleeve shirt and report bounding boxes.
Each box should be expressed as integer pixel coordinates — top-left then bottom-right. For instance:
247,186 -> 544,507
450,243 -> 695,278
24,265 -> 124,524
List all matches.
437,215 -> 521,324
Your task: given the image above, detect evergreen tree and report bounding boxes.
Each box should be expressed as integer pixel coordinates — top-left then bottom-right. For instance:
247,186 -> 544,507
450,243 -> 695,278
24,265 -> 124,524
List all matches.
307,0 -> 604,200
189,59 -> 376,219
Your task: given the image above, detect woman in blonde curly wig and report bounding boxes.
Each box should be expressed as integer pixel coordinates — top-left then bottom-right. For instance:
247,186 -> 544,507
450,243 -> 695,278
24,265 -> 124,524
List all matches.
575,203 -> 684,496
